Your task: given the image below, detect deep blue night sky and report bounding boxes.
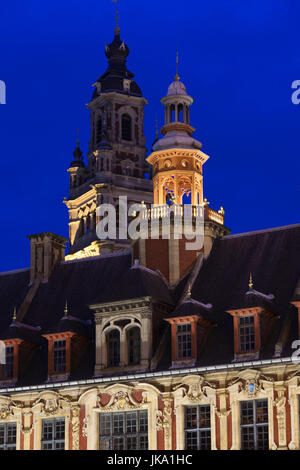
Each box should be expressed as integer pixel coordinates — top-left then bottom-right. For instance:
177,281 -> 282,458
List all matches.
0,0 -> 299,272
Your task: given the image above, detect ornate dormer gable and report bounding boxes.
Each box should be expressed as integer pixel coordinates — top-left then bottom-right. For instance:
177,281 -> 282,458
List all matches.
42,302 -> 91,383
0,316 -> 41,385
227,277 -> 279,362
91,297 -> 155,375
165,292 -> 214,368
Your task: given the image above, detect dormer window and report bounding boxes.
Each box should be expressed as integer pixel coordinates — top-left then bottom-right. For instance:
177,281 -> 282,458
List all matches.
43,332 -> 75,381
123,79 -> 131,93
53,339 -> 66,374
121,114 -> 132,141
165,297 -> 214,368
239,316 -> 255,353
176,323 -> 192,360
227,280 -> 278,361
107,330 -> 120,367
128,327 -> 141,365
1,345 -> 14,380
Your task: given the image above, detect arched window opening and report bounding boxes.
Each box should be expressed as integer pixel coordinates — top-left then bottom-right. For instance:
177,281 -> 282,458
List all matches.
186,107 -> 190,124
86,215 -> 90,233
182,192 -> 192,205
107,330 -> 120,367
79,219 -> 84,237
96,116 -> 102,144
170,105 -> 175,123
128,327 -> 141,365
178,104 -> 184,122
121,114 -> 132,141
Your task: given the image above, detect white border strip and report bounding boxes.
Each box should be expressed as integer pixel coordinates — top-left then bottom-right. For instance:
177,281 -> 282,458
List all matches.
0,357 -> 293,394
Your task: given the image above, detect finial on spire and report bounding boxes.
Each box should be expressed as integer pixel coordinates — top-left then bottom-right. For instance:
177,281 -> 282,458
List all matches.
64,300 -> 69,317
112,0 -> 120,35
187,284 -> 192,298
76,128 -> 80,146
12,306 -> 17,323
174,49 -> 180,81
249,273 -> 254,290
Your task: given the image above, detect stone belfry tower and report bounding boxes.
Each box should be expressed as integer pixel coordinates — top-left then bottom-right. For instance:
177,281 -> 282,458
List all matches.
64,19 -> 153,259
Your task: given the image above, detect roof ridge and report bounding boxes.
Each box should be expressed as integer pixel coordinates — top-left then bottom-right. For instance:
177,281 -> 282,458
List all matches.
246,289 -> 275,300
0,267 -> 30,277
62,250 -> 131,265
223,223 -> 300,240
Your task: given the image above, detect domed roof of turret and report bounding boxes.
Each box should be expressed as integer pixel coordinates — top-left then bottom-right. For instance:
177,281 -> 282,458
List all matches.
167,79 -> 187,96
91,28 -> 142,100
70,141 -> 85,168
104,27 -> 129,60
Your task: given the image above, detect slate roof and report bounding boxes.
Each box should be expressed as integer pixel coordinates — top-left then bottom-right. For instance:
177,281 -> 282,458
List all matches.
0,268 -> 30,336
168,297 -> 213,322
0,224 -> 299,385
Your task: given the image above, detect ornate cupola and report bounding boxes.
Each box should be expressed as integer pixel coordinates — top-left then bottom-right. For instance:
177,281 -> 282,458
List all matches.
147,72 -> 207,206
133,64 -> 230,284
67,137 -> 86,192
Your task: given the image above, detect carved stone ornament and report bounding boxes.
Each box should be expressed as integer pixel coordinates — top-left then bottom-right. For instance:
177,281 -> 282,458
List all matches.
216,407 -> 231,419
174,375 -> 215,402
156,409 -> 163,431
32,392 -> 77,417
161,398 -> 173,450
82,416 -> 89,438
228,370 -> 273,397
274,390 -> 287,447
71,405 -> 80,451
98,390 -> 147,412
0,401 -> 13,419
21,425 -> 33,436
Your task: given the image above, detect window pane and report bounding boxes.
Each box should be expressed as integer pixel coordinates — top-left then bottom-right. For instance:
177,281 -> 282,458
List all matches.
55,419 -> 65,440
112,437 -> 124,450
139,434 -> 148,450
100,414 -> 111,435
177,324 -> 192,359
126,412 -> 137,433
3,346 -> 14,379
42,418 -> 65,451
127,436 -> 137,450
199,406 -> 210,428
128,327 -> 141,365
122,114 -> 132,141
0,423 -> 17,450
139,410 -> 148,433
184,405 -> 211,450
0,426 -> 5,446
239,316 -> 255,352
185,431 -> 198,450
107,330 -> 120,367
257,425 -> 269,450
113,413 -> 124,435
199,430 -> 211,450
256,400 -> 268,424
99,437 -> 110,450
241,401 -> 254,425
53,340 -> 66,373
240,399 -> 268,450
99,411 -> 148,450
186,407 -> 197,429
241,426 -> 255,450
